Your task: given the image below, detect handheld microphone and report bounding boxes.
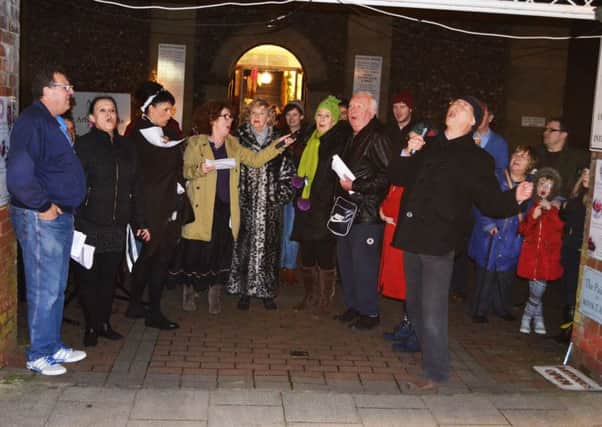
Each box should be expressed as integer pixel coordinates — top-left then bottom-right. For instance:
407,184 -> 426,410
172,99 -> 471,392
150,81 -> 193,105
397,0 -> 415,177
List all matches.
275,130 -> 299,149
409,127 -> 429,155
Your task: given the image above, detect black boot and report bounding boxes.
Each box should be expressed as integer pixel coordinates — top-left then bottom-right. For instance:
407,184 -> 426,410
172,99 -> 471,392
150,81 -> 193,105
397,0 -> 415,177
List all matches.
84,328 -> 98,347
98,323 -> 123,340
145,313 -> 179,330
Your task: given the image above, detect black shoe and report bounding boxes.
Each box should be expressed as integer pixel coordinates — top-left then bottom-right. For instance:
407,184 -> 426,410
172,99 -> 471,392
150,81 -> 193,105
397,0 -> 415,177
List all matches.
333,308 -> 359,323
98,323 -> 124,340
472,315 -> 489,324
350,315 -> 380,331
262,298 -> 277,310
84,328 -> 98,347
237,295 -> 250,311
125,302 -> 147,319
145,314 -> 179,330
499,313 -> 516,322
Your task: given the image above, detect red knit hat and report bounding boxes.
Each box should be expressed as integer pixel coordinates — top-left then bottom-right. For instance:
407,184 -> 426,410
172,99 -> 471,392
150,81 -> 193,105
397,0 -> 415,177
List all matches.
392,90 -> 414,109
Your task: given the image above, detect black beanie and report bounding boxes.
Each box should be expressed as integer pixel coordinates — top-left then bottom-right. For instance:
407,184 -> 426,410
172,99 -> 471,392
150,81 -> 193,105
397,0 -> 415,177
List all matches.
459,95 -> 483,131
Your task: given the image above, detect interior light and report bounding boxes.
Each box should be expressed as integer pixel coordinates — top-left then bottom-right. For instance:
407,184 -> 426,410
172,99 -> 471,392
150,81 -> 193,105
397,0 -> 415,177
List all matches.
259,71 -> 273,85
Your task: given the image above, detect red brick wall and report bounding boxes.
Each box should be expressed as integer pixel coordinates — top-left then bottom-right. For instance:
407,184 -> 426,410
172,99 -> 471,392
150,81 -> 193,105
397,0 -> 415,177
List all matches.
0,0 -> 19,367
573,151 -> 602,383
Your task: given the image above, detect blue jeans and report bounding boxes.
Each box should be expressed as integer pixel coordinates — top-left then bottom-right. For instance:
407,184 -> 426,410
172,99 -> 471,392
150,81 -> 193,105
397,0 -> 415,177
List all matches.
336,223 -> 384,316
10,206 -> 73,361
281,201 -> 299,269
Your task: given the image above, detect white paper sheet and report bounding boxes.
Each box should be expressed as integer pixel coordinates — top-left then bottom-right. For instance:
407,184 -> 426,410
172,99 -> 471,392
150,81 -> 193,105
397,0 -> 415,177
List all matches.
331,154 -> 356,194
71,231 -> 95,269
140,126 -> 185,148
125,224 -> 141,272
205,158 -> 236,170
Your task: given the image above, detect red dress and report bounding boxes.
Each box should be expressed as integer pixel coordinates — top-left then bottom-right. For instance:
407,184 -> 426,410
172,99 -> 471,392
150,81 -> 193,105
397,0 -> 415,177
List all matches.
517,204 -> 564,281
378,185 -> 406,300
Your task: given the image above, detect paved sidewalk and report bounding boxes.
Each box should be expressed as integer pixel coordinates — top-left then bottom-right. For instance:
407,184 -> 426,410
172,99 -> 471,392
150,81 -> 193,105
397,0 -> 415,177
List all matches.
1,379 -> 601,426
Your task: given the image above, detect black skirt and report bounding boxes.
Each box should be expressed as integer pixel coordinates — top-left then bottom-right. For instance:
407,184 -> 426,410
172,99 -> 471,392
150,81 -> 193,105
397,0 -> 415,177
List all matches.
169,198 -> 233,291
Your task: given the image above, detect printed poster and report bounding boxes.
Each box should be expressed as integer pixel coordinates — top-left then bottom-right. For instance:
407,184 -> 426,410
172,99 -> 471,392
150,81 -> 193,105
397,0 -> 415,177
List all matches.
589,159 -> 602,260
580,267 -> 602,325
352,55 -> 382,107
157,43 -> 186,127
0,96 -> 18,206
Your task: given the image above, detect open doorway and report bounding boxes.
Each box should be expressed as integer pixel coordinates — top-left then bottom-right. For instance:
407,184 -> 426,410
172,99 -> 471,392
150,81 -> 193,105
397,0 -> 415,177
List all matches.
229,44 -> 304,117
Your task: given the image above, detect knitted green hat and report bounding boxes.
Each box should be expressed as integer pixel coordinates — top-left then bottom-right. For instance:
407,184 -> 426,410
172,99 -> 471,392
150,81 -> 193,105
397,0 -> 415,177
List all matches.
315,95 -> 341,123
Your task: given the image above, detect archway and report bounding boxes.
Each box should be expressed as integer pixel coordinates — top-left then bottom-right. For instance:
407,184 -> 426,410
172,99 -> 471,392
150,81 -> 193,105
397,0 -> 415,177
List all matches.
229,44 -> 304,115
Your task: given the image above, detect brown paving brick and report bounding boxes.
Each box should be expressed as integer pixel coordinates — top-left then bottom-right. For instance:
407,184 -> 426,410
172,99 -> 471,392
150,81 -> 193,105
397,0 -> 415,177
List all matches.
253,369 -> 289,376
218,368 -> 253,376
202,362 -> 234,369
325,372 -> 361,381
182,368 -> 217,376
165,361 -> 200,369
339,366 -> 373,373
359,373 -> 395,381
235,363 -> 269,370
306,365 -> 338,373
148,366 -> 183,375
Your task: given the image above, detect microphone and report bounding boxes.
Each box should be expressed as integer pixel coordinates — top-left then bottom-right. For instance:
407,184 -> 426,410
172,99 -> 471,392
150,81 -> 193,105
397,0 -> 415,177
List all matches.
409,126 -> 429,155
275,130 -> 299,149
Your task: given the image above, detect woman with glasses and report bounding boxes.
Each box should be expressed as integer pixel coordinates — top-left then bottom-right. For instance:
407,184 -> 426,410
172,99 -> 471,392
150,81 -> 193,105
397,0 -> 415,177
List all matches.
125,81 -> 187,330
74,96 -> 150,346
227,99 -> 297,310
172,100 -> 295,314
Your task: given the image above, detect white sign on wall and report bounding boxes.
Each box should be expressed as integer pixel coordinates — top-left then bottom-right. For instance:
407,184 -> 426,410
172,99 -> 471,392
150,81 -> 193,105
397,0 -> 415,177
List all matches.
580,266 -> 602,325
72,92 -> 131,137
157,43 -> 186,127
521,116 -> 546,128
0,96 -> 17,206
590,39 -> 602,151
352,55 -> 382,108
589,160 -> 602,260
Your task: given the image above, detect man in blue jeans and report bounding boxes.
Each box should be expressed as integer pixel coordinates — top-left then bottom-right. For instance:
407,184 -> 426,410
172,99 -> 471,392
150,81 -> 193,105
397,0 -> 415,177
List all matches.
7,67 -> 87,375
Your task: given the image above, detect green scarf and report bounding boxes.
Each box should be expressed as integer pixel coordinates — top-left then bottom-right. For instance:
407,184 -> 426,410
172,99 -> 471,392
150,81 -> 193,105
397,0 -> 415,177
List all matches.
297,129 -> 322,200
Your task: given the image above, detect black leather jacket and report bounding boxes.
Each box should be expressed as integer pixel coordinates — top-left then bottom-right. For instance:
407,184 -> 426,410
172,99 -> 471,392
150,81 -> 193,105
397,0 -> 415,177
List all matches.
338,118 -> 392,224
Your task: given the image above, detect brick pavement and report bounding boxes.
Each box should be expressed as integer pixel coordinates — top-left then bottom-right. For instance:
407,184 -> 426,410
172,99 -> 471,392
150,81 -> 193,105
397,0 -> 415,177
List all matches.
6,279 -> 570,394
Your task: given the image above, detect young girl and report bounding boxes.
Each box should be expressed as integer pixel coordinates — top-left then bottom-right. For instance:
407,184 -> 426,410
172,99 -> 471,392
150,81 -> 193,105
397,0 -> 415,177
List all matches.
517,167 -> 564,335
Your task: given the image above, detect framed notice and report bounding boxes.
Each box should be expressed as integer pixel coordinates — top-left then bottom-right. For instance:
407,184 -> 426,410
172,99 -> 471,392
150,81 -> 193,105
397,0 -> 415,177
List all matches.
0,96 -> 17,206
157,43 -> 186,127
580,267 -> 602,325
590,39 -> 602,151
589,160 -> 602,260
352,55 -> 382,107
72,92 -> 131,137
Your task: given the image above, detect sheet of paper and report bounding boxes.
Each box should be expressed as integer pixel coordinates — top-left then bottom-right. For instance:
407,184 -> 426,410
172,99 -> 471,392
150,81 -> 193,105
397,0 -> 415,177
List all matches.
125,224 -> 141,272
331,154 -> 356,194
71,230 -> 86,258
71,235 -> 95,270
140,126 -> 185,148
205,158 -> 236,170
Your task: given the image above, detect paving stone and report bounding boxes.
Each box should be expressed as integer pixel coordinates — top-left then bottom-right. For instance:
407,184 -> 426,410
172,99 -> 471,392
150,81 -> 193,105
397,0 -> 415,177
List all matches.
292,383 -> 332,392
208,404 -> 284,427
106,372 -> 144,388
211,389 -> 282,406
360,380 -> 400,394
59,386 -> 136,404
128,421 -> 206,427
358,408 -> 438,427
328,380 -> 365,394
131,389 -> 209,420
501,409 -> 580,426
490,393 -> 566,410
70,371 -> 108,387
353,394 -> 424,409
423,394 -> 508,425
558,394 -> 602,426
254,381 -> 292,391
283,392 -> 359,423
46,400 -> 130,427
143,373 -> 181,388
0,384 -> 62,427
287,424 -> 361,427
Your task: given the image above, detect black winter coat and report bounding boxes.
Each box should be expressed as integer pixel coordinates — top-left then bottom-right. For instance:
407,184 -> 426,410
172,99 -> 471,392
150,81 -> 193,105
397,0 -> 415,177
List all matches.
291,121 -> 353,241
337,118 -> 392,224
389,131 -> 520,256
75,127 -> 145,252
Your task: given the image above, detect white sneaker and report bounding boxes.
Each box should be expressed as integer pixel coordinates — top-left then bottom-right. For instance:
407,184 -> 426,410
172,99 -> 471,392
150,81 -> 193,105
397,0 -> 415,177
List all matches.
26,356 -> 67,376
534,317 -> 547,335
52,347 -> 87,363
520,314 -> 531,334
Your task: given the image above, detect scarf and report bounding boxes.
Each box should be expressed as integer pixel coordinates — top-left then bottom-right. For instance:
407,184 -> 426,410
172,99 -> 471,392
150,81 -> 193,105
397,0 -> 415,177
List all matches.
297,128 -> 322,201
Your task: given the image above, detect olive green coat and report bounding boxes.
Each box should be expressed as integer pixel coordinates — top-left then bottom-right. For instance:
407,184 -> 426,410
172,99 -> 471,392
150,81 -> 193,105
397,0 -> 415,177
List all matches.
181,134 -> 285,241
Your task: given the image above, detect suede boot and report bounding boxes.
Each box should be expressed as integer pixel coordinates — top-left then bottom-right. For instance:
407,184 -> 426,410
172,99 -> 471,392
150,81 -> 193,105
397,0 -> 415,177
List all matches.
208,285 -> 223,315
317,268 -> 337,316
294,266 -> 317,311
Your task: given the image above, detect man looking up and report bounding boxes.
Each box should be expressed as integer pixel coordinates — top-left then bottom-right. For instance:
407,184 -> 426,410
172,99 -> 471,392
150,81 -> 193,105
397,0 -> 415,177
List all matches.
7,67 -> 87,375
334,91 -> 392,330
388,96 -> 533,390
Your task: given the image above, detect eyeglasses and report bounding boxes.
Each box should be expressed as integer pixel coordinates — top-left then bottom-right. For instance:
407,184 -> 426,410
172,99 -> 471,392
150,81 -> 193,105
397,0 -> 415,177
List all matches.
49,83 -> 74,92
543,127 -> 562,133
219,113 -> 233,120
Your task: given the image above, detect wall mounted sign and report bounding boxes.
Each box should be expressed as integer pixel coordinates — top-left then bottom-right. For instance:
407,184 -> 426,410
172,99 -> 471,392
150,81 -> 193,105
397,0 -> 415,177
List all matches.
352,55 -> 382,108
580,266 -> 602,325
0,96 -> 17,206
157,43 -> 186,127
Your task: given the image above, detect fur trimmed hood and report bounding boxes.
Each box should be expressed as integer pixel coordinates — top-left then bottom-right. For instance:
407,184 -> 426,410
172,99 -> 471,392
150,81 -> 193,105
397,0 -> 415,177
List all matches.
533,166 -> 562,201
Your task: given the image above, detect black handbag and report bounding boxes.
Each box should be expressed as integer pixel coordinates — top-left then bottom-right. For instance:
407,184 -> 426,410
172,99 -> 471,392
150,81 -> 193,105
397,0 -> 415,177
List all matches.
326,196 -> 358,237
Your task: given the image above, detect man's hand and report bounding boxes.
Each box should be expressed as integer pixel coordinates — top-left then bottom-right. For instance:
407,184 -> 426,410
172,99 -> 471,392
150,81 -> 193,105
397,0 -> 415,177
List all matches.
407,134 -> 426,154
339,175 -> 353,192
136,228 -> 151,242
379,207 -> 395,225
515,181 -> 533,203
39,203 -> 62,220
276,133 -> 296,148
201,162 -> 217,175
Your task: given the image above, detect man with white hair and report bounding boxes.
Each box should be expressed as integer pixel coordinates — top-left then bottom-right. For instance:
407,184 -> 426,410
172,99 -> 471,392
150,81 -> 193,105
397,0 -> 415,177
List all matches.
334,92 -> 392,330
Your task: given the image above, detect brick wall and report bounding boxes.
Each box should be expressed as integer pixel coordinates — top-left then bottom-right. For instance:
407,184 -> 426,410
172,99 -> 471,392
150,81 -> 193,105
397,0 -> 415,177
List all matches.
0,0 -> 19,368
573,151 -> 602,383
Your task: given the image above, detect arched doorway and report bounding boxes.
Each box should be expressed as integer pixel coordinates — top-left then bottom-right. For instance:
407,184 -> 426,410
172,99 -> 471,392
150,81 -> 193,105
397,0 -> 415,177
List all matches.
229,44 -> 304,115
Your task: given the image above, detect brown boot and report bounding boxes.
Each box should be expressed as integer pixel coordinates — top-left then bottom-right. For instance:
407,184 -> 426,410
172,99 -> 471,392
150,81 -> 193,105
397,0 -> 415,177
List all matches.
317,268 -> 337,316
294,266 -> 317,311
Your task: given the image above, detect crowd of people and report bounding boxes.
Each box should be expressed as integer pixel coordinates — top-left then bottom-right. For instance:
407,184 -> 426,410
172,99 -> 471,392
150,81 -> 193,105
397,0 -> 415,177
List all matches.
7,66 -> 590,391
